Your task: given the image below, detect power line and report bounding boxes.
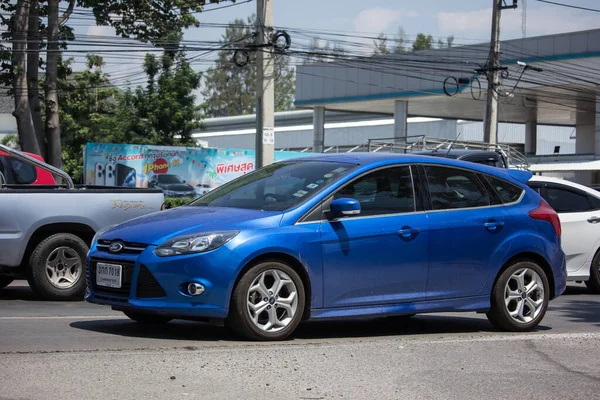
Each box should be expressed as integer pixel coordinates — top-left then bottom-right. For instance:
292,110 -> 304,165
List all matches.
536,0 -> 600,12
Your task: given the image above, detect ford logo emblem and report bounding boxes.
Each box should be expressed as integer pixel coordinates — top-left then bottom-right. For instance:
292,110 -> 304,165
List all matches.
109,242 -> 124,253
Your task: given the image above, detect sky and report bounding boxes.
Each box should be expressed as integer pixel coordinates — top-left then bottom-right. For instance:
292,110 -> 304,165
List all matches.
72,0 -> 600,99
85,0 -> 600,45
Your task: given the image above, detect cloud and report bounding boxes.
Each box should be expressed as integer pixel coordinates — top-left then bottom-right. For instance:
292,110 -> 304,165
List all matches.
86,25 -> 116,37
354,7 -> 419,33
437,7 -> 600,37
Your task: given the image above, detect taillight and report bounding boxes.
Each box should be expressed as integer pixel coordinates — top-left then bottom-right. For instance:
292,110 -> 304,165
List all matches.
529,200 -> 561,237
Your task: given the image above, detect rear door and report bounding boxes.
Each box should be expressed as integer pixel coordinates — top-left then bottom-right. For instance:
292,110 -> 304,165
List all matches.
422,165 -> 514,299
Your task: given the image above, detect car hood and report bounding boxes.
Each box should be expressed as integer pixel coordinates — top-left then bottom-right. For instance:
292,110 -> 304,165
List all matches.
100,206 -> 282,245
158,183 -> 194,192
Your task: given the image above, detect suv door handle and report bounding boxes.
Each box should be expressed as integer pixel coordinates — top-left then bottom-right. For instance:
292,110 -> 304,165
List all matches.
398,227 -> 419,240
484,221 -> 504,232
588,216 -> 600,224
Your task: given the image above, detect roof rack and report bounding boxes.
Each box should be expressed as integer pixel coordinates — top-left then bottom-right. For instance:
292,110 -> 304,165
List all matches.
346,135 -> 530,170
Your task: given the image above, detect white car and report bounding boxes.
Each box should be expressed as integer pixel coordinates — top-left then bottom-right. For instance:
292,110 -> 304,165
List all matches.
527,176 -> 600,293
195,183 -> 212,196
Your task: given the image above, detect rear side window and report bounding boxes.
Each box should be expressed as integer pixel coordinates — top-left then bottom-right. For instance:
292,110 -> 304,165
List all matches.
424,166 -> 490,210
484,175 -> 524,204
545,187 -> 591,213
8,157 -> 37,184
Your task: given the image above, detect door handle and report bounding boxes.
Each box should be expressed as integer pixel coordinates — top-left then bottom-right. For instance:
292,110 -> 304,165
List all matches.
484,221 -> 504,232
398,227 -> 419,239
588,216 -> 600,224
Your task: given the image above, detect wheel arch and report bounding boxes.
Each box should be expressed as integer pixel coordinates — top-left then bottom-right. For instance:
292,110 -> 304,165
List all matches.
493,252 -> 556,300
20,223 -> 96,267
230,252 -> 313,321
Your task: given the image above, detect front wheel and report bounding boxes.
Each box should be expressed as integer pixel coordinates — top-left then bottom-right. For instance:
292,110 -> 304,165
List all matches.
486,261 -> 549,332
228,261 -> 305,341
585,250 -> 600,294
26,233 -> 89,301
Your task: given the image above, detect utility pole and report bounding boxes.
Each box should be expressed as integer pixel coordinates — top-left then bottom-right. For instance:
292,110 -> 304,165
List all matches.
255,0 -> 275,168
483,0 -> 518,145
483,0 -> 502,145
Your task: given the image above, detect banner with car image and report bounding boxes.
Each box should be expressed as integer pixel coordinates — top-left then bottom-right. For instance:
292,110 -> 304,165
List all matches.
83,143 -> 309,197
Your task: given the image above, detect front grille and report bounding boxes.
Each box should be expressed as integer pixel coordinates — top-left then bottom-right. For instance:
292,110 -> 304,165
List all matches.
90,258 -> 134,297
97,240 -> 148,255
136,265 -> 166,298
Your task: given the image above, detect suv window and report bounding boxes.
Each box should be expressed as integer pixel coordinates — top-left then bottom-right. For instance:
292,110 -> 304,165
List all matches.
425,166 -> 489,210
484,175 -> 523,204
334,166 -> 415,216
6,157 -> 37,184
545,187 -> 591,213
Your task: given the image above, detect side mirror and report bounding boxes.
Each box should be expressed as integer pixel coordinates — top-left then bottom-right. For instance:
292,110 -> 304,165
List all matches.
329,198 -> 361,218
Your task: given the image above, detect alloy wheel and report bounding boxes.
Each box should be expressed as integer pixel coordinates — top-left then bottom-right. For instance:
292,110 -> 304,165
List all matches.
246,269 -> 298,333
504,267 -> 545,324
45,247 -> 82,289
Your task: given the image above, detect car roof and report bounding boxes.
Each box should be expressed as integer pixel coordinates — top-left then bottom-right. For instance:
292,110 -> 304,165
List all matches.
280,152 -> 530,183
529,175 -> 600,197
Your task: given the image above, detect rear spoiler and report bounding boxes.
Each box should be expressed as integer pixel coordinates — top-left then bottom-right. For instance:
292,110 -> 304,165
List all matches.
506,168 -> 533,184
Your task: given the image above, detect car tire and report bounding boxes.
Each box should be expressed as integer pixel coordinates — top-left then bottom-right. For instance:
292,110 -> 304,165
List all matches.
26,233 -> 89,301
228,261 -> 305,341
486,260 -> 550,332
123,311 -> 172,324
585,250 -> 600,294
0,276 -> 13,289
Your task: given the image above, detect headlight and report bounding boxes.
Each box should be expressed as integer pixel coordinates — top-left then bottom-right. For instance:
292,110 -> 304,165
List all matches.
92,224 -> 116,246
153,231 -> 239,257
164,190 -> 176,196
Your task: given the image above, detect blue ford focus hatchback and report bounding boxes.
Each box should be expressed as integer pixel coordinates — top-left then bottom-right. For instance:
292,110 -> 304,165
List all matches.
86,154 -> 567,340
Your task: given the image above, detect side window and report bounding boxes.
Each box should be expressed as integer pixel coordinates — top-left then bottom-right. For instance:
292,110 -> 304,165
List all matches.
334,166 -> 415,216
545,187 -> 591,213
484,175 -> 524,204
8,157 -> 36,184
425,166 -> 490,210
588,195 -> 600,210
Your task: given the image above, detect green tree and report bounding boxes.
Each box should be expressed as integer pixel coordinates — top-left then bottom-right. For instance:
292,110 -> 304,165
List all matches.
412,33 -> 434,51
0,134 -> 19,150
201,15 -> 295,117
372,33 -> 390,56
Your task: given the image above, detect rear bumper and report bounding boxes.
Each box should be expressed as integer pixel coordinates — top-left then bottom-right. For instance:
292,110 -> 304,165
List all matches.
552,249 -> 568,299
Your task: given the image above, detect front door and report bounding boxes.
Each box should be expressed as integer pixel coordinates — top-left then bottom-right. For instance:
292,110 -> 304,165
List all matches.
321,165 -> 430,308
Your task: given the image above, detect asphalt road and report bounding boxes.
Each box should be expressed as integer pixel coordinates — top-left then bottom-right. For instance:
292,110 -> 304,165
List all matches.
1,281 -> 599,400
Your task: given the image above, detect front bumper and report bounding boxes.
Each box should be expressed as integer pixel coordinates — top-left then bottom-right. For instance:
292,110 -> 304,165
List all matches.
85,244 -> 244,319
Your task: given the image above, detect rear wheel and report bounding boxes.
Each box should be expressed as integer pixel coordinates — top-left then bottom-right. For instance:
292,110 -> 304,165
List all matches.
228,261 -> 305,341
123,311 -> 172,324
585,250 -> 600,294
26,233 -> 88,301
486,261 -> 549,332
0,276 -> 13,289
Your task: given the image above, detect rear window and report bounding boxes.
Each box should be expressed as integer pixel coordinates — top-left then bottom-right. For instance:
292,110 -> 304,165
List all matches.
484,175 -> 524,204
4,156 -> 37,184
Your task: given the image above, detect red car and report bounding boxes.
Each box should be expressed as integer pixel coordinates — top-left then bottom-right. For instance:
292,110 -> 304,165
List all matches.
0,151 -> 56,185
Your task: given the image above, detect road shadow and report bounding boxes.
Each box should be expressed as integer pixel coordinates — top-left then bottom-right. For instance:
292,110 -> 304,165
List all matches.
0,283 -> 45,301
549,299 -> 600,327
70,313 -> 551,342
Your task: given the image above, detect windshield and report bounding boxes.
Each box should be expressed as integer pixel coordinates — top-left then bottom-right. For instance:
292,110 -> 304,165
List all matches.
190,161 -> 355,211
157,174 -> 184,184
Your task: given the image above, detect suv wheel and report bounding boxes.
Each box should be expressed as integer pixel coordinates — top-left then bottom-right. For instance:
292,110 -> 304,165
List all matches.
228,261 -> 305,341
26,233 -> 88,301
486,261 -> 549,331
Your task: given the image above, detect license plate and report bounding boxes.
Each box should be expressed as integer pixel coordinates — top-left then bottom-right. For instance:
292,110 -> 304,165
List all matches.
96,263 -> 123,288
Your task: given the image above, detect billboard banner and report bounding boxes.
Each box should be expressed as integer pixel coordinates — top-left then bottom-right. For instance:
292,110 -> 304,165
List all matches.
84,143 -> 310,197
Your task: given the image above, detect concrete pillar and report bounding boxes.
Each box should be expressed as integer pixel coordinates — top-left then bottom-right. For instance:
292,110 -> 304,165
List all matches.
394,100 -> 408,140
312,106 -> 325,153
525,121 -> 537,155
575,108 -> 595,155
